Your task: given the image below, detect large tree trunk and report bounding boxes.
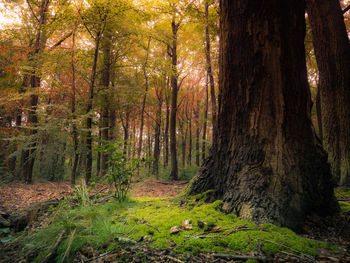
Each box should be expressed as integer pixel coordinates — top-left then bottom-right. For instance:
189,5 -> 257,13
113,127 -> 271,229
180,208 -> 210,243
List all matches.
205,1 -> 217,140
306,0 -> 350,186
315,87 -> 323,142
189,0 -> 338,230
169,20 -> 179,180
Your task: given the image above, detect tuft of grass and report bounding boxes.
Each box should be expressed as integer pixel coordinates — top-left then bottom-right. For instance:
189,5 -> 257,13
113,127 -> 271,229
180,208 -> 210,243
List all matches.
335,187 -> 350,197
339,201 -> 350,212
21,200 -> 136,262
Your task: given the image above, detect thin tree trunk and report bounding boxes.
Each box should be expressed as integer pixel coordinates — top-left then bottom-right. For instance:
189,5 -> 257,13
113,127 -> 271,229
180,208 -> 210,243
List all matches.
71,21 -> 78,185
182,125 -> 187,167
153,89 -> 163,178
188,115 -> 192,166
123,111 -> 130,156
23,0 -> 50,184
109,109 -> 116,140
202,76 -> 209,161
97,127 -> 101,176
205,1 -> 217,141
138,38 -> 151,159
170,19 -> 179,180
101,28 -> 112,176
189,0 -> 338,230
195,100 -> 200,166
164,78 -> 170,168
86,31 -> 101,184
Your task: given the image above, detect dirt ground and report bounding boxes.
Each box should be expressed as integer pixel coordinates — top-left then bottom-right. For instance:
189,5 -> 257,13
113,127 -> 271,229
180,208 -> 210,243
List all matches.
0,179 -> 188,213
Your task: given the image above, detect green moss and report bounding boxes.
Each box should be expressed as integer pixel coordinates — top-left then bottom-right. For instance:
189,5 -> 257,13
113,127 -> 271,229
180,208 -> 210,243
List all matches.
121,198 -> 325,256
19,196 -> 336,262
335,187 -> 350,197
339,201 -> 350,212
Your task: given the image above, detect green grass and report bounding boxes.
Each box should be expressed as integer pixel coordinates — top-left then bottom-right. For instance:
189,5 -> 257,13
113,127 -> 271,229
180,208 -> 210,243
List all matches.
22,200 -> 136,262
18,195 -> 337,262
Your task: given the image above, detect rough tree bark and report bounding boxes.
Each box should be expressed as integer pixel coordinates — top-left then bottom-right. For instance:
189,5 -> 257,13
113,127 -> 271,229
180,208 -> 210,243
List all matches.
306,0 -> 350,186
189,0 -> 338,230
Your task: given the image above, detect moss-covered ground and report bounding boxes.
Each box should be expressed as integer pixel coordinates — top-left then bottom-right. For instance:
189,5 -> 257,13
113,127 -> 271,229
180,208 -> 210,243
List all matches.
335,187 -> 350,212
12,194 -> 341,262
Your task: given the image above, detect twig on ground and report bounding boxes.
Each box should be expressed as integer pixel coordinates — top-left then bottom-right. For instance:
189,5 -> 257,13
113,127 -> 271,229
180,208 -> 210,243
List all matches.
255,239 -> 315,262
213,253 -> 269,261
164,255 -> 185,263
39,230 -> 66,263
86,251 -> 114,262
186,227 -> 270,240
137,219 -> 161,233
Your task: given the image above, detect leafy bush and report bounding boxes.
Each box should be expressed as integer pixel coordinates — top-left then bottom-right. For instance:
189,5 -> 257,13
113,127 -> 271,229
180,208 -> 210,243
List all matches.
98,142 -> 140,201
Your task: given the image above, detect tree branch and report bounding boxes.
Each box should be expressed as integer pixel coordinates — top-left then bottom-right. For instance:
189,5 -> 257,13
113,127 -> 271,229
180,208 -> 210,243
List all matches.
26,0 -> 39,23
49,31 -> 73,50
343,5 -> 350,14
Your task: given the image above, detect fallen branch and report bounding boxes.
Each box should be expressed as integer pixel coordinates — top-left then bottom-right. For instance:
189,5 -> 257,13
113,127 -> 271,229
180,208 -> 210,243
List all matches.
137,219 -> 161,233
86,251 -> 114,262
39,230 -> 66,263
144,223 -> 161,233
164,255 -> 185,263
213,253 -> 269,262
186,227 -> 270,240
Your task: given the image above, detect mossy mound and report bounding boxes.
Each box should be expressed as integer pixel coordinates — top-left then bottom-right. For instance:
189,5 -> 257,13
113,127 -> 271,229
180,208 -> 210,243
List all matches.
121,197 -> 325,256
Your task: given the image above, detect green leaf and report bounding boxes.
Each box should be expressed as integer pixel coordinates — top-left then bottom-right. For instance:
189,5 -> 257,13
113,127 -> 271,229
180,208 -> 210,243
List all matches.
0,228 -> 10,234
1,235 -> 12,243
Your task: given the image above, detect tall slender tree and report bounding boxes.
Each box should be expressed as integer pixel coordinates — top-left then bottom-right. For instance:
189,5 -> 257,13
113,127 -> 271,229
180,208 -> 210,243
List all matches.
306,0 -> 350,186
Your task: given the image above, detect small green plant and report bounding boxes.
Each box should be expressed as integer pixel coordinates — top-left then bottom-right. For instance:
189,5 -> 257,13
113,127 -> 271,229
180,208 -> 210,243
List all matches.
98,142 -> 141,201
72,179 -> 92,206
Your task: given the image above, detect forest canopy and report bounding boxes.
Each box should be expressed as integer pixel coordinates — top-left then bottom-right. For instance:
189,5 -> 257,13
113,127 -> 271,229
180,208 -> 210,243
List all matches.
1,0 -> 350,262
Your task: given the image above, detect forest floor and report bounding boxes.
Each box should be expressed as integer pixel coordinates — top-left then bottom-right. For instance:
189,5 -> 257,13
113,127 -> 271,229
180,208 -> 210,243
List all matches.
0,179 -> 188,212
0,181 -> 350,263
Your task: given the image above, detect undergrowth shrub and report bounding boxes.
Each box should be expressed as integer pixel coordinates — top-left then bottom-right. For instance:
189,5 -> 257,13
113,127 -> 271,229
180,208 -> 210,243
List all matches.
97,142 -> 141,201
